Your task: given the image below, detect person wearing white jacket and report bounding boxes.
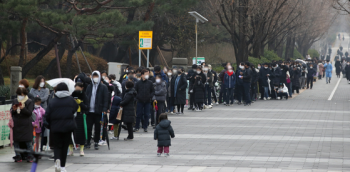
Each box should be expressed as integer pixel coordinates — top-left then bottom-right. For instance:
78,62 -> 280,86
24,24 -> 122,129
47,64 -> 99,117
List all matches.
276,83 -> 289,100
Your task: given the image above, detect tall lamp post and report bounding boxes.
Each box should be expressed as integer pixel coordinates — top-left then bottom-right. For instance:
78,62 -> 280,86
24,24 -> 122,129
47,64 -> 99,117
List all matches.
189,11 -> 208,65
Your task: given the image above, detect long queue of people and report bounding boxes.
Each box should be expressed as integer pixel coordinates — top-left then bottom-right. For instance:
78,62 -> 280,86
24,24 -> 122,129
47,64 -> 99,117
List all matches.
8,59 -> 330,171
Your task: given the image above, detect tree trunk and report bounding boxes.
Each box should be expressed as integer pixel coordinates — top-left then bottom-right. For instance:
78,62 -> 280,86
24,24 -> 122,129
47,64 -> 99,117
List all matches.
18,18 -> 28,67
237,0 -> 249,67
0,65 -> 4,86
268,39 -> 275,51
10,32 -> 20,56
43,36 -> 67,77
22,34 -> 62,78
285,35 -> 291,59
66,39 -> 82,78
289,36 -> 295,59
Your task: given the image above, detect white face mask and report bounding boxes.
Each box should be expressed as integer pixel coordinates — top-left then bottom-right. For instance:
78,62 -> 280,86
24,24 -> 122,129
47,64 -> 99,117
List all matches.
197,71 -> 201,74
17,95 -> 24,101
39,82 -> 45,88
93,77 -> 99,83
228,70 -> 233,72
156,79 -> 161,83
126,70 -> 128,73
310,67 -> 313,69
164,69 -> 167,72
19,85 -> 24,88
173,70 -> 177,74
102,76 -> 106,79
204,68 -> 208,71
264,67 -> 268,69
167,73 -> 172,76
240,66 -> 244,69
258,66 -> 261,69
144,75 -> 149,80
35,105 -> 41,108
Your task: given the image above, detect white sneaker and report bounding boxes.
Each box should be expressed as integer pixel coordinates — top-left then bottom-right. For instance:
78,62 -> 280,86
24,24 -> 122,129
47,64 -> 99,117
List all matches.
210,103 -> 213,106
98,140 -> 106,146
61,167 -> 67,172
277,97 -> 281,100
263,98 -> 266,100
111,137 -> 119,140
267,97 -> 271,100
223,102 -> 226,105
195,108 -> 201,112
209,105 -> 213,109
55,159 -> 61,172
216,102 -> 219,105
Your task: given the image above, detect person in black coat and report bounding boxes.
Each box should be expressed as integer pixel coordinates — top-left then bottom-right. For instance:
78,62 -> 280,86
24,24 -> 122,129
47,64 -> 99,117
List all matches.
259,64 -> 271,100
173,67 -> 188,114
346,62 -> 350,82
69,83 -> 88,156
270,63 -> 281,99
193,75 -> 205,110
109,95 -> 122,139
208,65 -> 218,104
279,64 -> 288,84
154,114 -> 175,156
186,65 -> 197,110
120,81 -> 136,140
11,87 -> 34,162
307,64 -> 316,89
291,67 -> 300,94
250,65 -> 259,102
335,60 -> 342,78
45,83 -> 78,171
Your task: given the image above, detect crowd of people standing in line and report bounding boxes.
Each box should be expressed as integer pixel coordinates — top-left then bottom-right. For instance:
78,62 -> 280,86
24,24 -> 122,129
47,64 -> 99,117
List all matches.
8,57 -> 338,171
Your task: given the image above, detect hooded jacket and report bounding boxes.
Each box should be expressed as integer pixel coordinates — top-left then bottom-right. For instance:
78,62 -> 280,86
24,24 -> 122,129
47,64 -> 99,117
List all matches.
154,119 -> 175,147
45,91 -> 78,133
153,71 -> 168,83
152,81 -> 167,101
277,84 -> 288,93
86,71 -> 109,114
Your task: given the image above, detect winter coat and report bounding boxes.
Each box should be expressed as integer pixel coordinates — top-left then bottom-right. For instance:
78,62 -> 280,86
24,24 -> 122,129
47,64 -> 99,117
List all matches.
270,67 -> 281,86
173,73 -> 187,105
211,70 -> 218,84
121,78 -> 138,99
27,88 -> 34,101
109,96 -> 122,124
279,66 -> 288,84
235,69 -> 244,86
242,68 -> 252,83
120,88 -> 136,124
342,61 -> 347,72
291,69 -> 301,88
204,71 -> 214,87
45,91 -> 78,133
259,68 -> 271,87
112,80 -> 122,95
154,119 -> 175,147
335,61 -> 342,74
219,68 -> 227,82
152,81 -> 167,101
346,65 -> 350,80
153,71 -> 168,83
307,68 -> 316,78
186,69 -> 196,88
11,98 -> 34,142
86,71 -> 109,114
193,79 -> 205,103
30,88 -> 50,110
135,78 -> 155,103
71,90 -> 88,145
318,63 -> 324,76
277,84 -> 288,93
251,68 -> 259,84
224,72 -> 236,89
33,106 -> 45,133
324,63 -> 333,78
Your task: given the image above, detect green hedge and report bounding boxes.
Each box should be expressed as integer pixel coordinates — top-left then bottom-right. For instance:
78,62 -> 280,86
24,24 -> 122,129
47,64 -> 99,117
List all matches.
0,85 -> 10,99
307,49 -> 320,58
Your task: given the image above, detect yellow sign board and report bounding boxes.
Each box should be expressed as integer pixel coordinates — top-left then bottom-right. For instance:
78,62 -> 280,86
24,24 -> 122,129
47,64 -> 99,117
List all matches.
139,31 -> 153,49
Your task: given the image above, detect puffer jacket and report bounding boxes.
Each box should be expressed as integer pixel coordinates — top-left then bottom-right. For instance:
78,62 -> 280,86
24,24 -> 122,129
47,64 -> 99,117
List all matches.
109,96 -> 122,124
120,88 -> 136,124
134,79 -> 155,103
154,119 -> 175,147
152,81 -> 167,101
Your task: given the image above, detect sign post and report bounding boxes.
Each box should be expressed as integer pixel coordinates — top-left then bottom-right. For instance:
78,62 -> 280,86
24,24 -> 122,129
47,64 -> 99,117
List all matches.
139,31 -> 153,67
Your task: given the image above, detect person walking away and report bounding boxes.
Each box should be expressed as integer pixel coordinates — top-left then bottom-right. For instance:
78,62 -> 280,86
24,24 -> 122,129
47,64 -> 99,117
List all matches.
109,92 -> 122,140
33,97 -> 45,152
193,73 -> 205,111
346,62 -> 350,83
250,65 -> 259,102
11,87 -> 34,162
186,65 -> 197,110
324,60 -> 333,84
259,63 -> 271,100
174,67 -> 188,114
235,63 -> 245,104
86,71 -> 109,150
292,66 -> 301,94
30,75 -> 50,109
153,75 -> 167,125
19,79 -> 34,100
166,70 -> 175,113
120,81 -> 136,140
318,62 -> 324,80
241,62 -> 252,106
307,64 -> 316,89
154,113 -> 175,157
45,83 -> 78,172
276,83 -> 289,100
335,59 -> 342,78
69,83 -> 88,156
224,66 -> 236,106
300,66 -> 307,89
203,65 -> 213,109
208,65 -> 218,104
270,63 -> 281,99
134,69 -> 155,132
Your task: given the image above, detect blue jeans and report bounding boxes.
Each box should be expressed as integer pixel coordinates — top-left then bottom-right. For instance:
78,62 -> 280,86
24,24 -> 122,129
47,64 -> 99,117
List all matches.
243,82 -> 251,104
263,86 -> 269,99
136,102 -> 151,129
226,88 -> 234,104
205,85 -> 212,105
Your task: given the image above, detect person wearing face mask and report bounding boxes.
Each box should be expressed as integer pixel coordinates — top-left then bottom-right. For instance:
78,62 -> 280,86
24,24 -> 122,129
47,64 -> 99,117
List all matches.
173,67 -> 188,114
68,82 -> 88,156
203,65 -> 213,109
219,62 -> 231,104
147,68 -> 156,83
108,74 -> 122,97
134,69 -> 155,132
10,87 -> 34,163
120,81 -> 136,140
186,64 -> 197,110
30,75 -> 50,110
241,62 -> 252,106
166,69 -> 175,113
250,65 -> 259,102
152,75 -> 167,125
208,65 -> 218,104
318,61 -> 324,80
19,79 -> 34,100
224,66 -> 236,106
345,62 -> 350,83
259,63 -> 271,100
269,63 -> 281,99
122,72 -> 138,99
291,66 -> 301,94
306,64 -> 316,89
32,97 -> 45,153
118,66 -> 131,83
235,62 -> 245,104
135,67 -> 143,80
85,71 -> 109,150
324,60 -> 333,84
153,66 -> 168,84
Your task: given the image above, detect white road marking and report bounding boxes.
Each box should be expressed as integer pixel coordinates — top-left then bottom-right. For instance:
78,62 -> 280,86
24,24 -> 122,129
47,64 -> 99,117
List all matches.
328,75 -> 342,100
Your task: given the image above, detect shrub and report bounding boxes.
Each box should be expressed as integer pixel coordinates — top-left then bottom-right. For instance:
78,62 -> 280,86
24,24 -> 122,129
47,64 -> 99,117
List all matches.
307,49 -> 320,58
263,50 -> 283,62
293,48 -> 303,60
0,85 -> 10,99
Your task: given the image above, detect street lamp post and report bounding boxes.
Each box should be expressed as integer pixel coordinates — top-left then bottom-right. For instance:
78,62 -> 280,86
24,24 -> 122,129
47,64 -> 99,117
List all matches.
189,11 -> 208,65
